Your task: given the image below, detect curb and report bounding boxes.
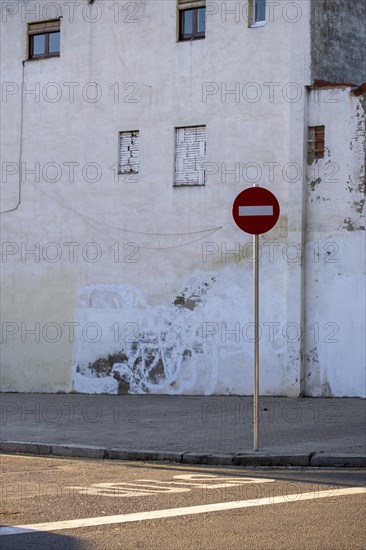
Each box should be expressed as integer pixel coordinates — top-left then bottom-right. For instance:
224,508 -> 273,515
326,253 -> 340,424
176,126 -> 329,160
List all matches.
310,453 -> 366,468
1,441 -> 365,468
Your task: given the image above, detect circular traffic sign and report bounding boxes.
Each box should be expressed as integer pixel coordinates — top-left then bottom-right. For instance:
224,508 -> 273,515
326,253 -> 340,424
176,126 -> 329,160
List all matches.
232,186 -> 280,235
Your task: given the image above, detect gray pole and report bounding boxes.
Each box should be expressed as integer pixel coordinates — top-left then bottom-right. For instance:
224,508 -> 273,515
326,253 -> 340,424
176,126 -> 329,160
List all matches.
253,229 -> 259,451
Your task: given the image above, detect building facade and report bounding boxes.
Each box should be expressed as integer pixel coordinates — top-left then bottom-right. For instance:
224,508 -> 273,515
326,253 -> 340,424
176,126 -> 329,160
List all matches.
1,0 -> 365,396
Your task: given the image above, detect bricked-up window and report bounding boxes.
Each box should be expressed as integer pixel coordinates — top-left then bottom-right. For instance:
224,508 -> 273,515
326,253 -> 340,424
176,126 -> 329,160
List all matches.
28,20 -> 60,59
250,0 -> 266,26
178,1 -> 206,41
308,126 -> 325,164
119,131 -> 140,174
174,126 -> 206,186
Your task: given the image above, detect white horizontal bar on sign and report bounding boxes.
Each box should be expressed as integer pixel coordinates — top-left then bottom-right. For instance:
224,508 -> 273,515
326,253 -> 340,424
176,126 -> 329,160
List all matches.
239,206 -> 273,216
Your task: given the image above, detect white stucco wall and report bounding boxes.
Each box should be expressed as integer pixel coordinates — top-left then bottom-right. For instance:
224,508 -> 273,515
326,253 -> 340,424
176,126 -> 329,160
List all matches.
304,87 -> 365,397
5,1 -> 363,397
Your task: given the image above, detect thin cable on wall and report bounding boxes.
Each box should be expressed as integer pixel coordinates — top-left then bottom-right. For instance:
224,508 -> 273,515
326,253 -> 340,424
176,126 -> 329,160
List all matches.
31,184 -> 222,240
0,61 -> 25,215
84,216 -> 222,250
132,228 -> 222,250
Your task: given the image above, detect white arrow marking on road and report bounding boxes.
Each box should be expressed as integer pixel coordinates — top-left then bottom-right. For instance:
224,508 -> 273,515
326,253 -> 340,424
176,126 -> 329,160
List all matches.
1,487 -> 364,536
239,206 -> 274,216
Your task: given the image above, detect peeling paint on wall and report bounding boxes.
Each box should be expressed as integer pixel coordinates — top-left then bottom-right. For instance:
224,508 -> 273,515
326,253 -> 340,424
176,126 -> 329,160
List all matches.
309,177 -> 322,191
305,88 -> 366,397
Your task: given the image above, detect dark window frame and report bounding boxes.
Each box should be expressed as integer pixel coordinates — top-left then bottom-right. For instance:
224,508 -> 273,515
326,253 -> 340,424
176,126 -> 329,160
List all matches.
29,30 -> 60,60
179,7 -> 206,41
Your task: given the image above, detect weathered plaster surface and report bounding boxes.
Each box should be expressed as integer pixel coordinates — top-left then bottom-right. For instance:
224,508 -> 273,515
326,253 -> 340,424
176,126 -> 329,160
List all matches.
0,271 -> 75,392
2,1 -> 364,397
304,88 -> 366,397
1,0 -> 306,395
310,0 -> 366,84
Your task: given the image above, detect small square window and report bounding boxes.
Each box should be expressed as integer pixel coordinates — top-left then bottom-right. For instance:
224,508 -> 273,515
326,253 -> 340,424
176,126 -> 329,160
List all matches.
174,126 -> 206,186
179,6 -> 206,41
119,131 -> 140,174
308,126 -> 325,164
28,20 -> 60,59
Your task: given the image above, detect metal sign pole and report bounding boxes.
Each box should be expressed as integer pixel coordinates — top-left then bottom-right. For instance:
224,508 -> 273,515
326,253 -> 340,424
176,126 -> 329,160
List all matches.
232,184 -> 279,453
253,232 -> 259,451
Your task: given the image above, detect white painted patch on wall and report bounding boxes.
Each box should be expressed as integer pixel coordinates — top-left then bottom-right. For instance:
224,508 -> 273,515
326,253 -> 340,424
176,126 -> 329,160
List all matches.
73,263 -> 287,396
73,281 -> 219,395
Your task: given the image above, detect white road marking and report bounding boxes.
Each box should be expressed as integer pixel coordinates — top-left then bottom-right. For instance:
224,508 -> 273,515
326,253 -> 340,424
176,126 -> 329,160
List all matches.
66,474 -> 275,498
239,205 -> 273,216
69,482 -> 192,498
1,487 -> 364,536
172,474 -> 275,484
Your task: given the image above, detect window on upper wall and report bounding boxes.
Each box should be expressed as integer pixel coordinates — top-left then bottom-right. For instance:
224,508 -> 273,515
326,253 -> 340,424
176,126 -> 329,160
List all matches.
178,1 -> 206,41
308,126 -> 325,164
174,126 -> 206,186
28,20 -> 60,59
119,131 -> 140,174
250,0 -> 266,27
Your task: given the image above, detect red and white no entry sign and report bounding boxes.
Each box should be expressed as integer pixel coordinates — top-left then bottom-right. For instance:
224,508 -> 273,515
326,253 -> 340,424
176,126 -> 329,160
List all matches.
232,185 -> 281,451
232,187 -> 280,235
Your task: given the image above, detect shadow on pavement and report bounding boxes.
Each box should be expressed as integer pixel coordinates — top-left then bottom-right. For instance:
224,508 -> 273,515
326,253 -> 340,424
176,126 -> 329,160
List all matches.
0,530 -> 83,550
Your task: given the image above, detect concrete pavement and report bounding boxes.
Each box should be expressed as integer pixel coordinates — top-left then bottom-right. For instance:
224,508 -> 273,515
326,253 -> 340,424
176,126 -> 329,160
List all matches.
1,394 -> 365,467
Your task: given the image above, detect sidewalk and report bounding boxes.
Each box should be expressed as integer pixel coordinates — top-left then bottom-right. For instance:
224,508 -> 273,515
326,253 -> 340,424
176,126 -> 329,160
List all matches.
1,394 -> 365,467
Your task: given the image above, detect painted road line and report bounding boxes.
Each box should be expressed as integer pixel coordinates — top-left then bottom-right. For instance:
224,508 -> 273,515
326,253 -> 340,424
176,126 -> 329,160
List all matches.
239,205 -> 274,216
66,474 -> 276,498
1,487 -> 364,536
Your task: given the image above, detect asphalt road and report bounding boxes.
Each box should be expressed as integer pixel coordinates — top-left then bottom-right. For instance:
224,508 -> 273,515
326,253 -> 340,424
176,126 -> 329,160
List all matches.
0,455 -> 365,549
